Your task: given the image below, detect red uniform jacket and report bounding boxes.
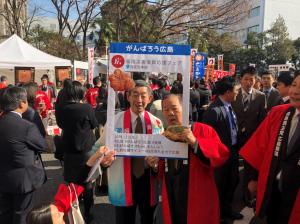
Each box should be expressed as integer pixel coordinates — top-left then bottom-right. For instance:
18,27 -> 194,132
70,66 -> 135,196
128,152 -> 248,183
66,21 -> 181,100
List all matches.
161,122 -> 230,224
240,104 -> 300,224
85,87 -> 99,109
34,91 -> 52,118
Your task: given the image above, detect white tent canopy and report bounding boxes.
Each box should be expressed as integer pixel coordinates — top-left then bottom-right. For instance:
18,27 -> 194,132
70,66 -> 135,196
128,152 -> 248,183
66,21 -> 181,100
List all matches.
0,34 -> 72,69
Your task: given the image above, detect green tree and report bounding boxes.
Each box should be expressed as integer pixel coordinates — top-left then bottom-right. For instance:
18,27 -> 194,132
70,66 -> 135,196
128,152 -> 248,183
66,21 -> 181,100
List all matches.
291,37 -> 300,69
27,25 -> 81,61
91,18 -> 116,56
265,15 -> 295,64
100,0 -> 163,43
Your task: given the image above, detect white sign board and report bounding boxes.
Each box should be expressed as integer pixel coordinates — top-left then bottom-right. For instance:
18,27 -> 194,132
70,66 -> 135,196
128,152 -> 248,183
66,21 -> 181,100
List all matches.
107,42 -> 191,158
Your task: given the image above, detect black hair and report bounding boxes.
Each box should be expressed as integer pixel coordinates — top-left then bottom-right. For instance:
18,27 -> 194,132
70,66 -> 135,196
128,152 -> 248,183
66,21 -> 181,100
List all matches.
41,74 -> 49,81
23,82 -> 38,107
85,83 -> 93,89
64,81 -> 85,103
277,71 -> 294,86
26,204 -> 53,224
0,75 -> 7,82
93,76 -> 101,86
132,72 -> 146,81
63,78 -> 72,88
128,79 -> 152,95
215,76 -> 237,95
241,66 -> 257,78
0,86 -> 27,112
157,79 -> 167,89
261,70 -> 275,78
294,70 -> 300,79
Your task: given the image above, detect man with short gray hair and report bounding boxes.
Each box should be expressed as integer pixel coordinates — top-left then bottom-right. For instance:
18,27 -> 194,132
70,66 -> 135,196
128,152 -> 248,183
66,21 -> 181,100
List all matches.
0,87 -> 46,224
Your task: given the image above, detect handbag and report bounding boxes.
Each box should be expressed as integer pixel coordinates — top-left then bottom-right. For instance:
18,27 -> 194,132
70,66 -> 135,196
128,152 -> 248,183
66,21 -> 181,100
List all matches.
67,183 -> 85,224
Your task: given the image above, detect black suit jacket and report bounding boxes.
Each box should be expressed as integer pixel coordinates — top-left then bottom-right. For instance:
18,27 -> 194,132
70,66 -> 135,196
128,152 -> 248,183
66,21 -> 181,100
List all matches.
232,88 -> 267,146
0,112 -> 46,194
56,102 -> 98,154
265,88 -> 282,111
190,88 -> 201,110
23,106 -> 46,137
203,97 -> 235,155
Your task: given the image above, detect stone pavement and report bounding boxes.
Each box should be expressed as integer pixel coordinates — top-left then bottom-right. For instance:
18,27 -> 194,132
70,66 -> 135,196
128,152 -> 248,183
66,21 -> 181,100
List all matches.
35,153 -> 253,224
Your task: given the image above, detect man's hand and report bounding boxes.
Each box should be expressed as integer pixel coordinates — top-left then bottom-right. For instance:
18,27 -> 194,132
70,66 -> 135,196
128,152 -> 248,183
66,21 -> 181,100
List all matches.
248,180 -> 258,194
86,146 -> 109,167
177,129 -> 197,146
145,156 -> 159,171
101,150 -> 116,167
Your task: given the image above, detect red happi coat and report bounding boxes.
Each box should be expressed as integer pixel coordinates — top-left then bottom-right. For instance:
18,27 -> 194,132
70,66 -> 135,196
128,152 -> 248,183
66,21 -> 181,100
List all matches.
240,104 -> 300,224
161,122 -> 230,224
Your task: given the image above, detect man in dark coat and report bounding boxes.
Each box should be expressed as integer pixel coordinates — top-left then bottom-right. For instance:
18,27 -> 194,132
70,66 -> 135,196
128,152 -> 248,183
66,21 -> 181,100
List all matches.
261,70 -> 282,111
203,77 -> 242,223
231,66 -> 267,205
0,87 -> 46,224
277,71 -> 294,104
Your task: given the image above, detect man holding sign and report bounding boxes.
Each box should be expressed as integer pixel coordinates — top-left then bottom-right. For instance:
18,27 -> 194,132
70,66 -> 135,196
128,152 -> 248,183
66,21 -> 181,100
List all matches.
160,94 -> 229,224
98,80 -> 163,224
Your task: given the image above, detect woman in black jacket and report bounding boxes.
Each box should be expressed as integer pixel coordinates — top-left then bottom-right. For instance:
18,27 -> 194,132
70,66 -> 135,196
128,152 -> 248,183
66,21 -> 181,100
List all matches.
55,81 -> 98,222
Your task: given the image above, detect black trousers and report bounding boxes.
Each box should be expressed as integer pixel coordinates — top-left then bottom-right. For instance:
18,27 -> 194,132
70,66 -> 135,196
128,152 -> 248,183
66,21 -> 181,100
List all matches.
214,154 -> 239,218
0,191 -> 34,224
266,182 -> 292,224
115,204 -> 156,224
115,169 -> 156,224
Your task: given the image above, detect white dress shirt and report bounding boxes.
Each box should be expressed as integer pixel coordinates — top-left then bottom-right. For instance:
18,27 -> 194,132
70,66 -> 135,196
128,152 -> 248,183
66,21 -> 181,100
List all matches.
130,109 -> 146,134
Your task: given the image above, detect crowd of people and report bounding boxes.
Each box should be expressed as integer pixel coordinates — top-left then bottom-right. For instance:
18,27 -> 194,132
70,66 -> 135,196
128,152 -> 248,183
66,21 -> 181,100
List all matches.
0,66 -> 299,224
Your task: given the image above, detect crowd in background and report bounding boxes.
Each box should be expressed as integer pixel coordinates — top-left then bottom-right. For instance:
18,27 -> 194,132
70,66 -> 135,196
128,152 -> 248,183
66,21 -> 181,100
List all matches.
0,66 -> 300,224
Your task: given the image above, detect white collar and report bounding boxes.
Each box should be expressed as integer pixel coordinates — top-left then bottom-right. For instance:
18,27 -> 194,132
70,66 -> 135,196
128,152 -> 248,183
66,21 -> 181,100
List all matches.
219,96 -> 231,107
10,111 -> 22,118
130,109 -> 145,122
283,96 -> 289,102
242,88 -> 253,95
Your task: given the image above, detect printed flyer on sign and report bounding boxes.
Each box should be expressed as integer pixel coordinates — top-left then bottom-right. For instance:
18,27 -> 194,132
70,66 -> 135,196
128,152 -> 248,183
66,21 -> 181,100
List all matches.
106,42 -> 191,159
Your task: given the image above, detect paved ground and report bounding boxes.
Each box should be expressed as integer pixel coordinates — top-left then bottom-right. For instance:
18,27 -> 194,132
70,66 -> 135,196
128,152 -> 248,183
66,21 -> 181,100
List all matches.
35,153 -> 253,224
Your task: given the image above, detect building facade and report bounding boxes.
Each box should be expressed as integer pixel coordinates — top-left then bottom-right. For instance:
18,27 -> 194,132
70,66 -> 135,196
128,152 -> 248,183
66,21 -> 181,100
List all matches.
230,0 -> 300,43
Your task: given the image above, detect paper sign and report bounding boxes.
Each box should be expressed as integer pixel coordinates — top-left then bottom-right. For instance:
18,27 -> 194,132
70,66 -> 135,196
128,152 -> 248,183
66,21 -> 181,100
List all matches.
107,42 -> 191,159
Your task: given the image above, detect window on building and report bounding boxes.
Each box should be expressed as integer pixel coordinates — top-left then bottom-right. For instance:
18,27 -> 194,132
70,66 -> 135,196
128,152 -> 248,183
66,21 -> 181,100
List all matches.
249,6 -> 260,18
247,25 -> 259,34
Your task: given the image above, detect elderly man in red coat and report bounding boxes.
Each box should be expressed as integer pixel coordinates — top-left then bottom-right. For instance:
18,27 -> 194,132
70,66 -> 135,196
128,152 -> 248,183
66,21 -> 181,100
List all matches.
240,74 -> 300,224
160,94 -> 229,224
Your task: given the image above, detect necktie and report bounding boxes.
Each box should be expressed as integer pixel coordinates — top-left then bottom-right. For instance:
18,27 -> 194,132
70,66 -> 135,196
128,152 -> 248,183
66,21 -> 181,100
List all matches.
243,94 -> 250,112
132,116 -> 145,178
264,90 -> 269,100
228,106 -> 237,129
287,114 -> 300,155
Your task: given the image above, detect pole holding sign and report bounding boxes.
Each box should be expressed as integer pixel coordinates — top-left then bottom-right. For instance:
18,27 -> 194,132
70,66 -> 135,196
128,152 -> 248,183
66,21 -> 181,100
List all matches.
88,48 -> 94,84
